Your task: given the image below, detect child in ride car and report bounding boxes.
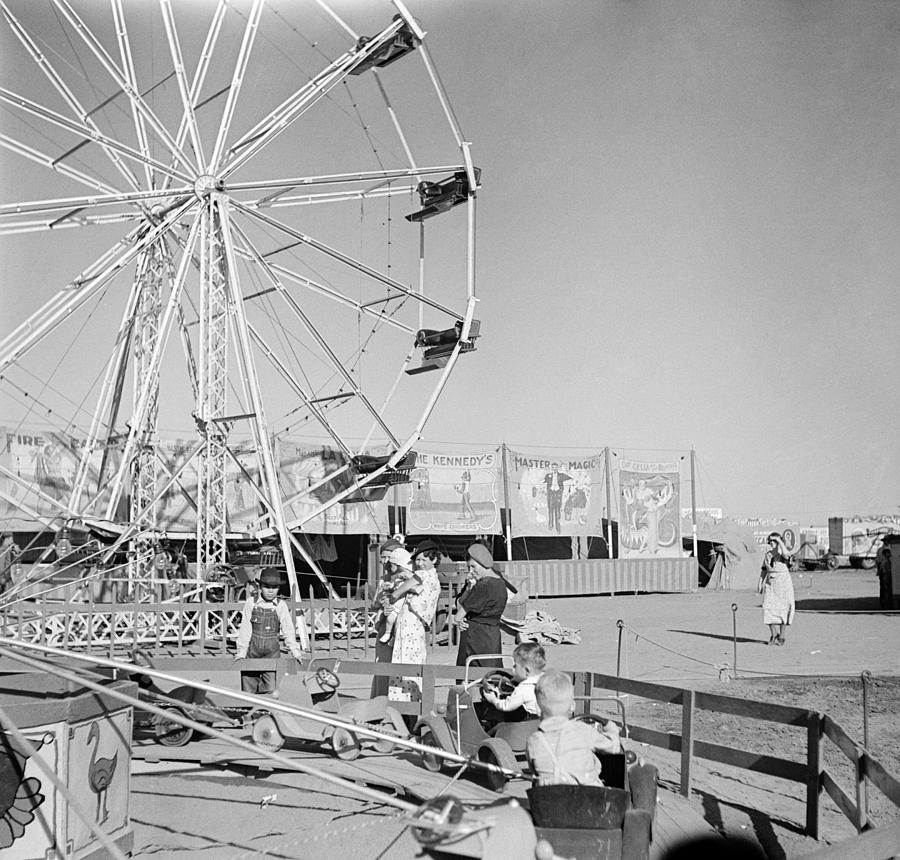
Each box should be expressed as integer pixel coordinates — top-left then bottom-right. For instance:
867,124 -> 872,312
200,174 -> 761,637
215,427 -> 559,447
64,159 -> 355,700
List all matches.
481,642 -> 546,718
526,669 -> 622,786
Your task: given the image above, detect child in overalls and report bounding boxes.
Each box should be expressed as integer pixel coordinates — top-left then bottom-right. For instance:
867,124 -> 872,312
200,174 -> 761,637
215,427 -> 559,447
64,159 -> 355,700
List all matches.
234,567 -> 305,695
526,669 -> 621,786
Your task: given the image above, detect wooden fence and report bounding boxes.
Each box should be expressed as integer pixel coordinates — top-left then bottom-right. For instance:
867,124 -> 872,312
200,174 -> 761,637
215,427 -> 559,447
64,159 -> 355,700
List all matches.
0,580 -> 465,658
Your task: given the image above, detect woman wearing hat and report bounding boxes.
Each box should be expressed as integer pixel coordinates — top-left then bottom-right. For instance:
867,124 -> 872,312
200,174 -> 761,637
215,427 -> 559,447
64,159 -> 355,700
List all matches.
234,567 -> 306,696
455,543 -> 509,668
385,541 -> 441,702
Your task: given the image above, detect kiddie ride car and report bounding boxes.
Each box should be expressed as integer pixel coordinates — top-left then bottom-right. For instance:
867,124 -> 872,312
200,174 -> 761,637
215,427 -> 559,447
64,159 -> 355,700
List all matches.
250,660 -> 409,760
414,656 -> 535,791
129,650 -> 241,747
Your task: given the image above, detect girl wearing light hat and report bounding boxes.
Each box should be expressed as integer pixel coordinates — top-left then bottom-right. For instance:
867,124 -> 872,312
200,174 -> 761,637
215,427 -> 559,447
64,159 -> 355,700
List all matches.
234,567 -> 306,695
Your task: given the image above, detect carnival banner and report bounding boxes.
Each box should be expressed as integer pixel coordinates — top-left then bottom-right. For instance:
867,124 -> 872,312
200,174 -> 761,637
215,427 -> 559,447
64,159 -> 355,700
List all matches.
277,440 -> 389,534
1,426 -> 122,526
405,450 -> 500,535
508,451 -> 604,537
618,459 -> 682,558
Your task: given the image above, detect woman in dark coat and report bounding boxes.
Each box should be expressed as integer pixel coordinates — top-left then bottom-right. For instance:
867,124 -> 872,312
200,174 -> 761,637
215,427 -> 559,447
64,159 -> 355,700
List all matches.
455,543 -> 509,668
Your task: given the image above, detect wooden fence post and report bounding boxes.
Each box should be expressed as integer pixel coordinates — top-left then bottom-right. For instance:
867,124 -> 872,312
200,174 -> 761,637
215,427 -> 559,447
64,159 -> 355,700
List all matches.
680,688 -> 695,798
806,710 -> 822,839
307,586 -> 316,658
421,664 -> 435,718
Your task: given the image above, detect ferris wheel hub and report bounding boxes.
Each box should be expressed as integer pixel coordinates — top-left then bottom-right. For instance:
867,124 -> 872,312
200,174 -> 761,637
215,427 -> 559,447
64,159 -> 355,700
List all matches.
194,174 -> 224,199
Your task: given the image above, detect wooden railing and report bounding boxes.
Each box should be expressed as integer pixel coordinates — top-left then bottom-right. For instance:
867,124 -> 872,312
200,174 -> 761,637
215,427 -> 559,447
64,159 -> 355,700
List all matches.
575,670 -> 900,844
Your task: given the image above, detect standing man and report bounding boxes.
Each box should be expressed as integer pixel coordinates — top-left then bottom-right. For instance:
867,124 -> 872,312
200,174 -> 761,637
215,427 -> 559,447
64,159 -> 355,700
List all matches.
876,544 -> 893,610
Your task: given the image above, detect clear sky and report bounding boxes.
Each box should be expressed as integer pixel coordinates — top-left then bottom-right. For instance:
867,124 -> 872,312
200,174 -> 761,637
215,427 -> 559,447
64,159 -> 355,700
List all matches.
1,0 -> 898,524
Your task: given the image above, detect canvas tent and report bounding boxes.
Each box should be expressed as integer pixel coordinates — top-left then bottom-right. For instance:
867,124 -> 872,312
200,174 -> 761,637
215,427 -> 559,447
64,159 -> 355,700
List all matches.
684,514 -> 763,590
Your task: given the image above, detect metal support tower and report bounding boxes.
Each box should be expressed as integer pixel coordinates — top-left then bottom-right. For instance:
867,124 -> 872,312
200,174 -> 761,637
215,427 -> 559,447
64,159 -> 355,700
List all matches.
195,197 -> 229,574
128,239 -> 168,598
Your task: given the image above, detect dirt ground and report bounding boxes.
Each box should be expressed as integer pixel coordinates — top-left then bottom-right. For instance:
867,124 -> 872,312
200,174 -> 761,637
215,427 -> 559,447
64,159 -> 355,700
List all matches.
130,568 -> 900,858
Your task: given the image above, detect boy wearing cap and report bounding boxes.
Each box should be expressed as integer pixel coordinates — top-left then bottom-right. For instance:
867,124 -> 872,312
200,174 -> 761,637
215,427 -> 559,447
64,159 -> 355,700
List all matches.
234,567 -> 305,696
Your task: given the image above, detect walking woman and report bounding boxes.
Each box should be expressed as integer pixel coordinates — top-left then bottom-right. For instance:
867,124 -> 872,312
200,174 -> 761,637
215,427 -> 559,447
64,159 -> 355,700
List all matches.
759,532 -> 795,645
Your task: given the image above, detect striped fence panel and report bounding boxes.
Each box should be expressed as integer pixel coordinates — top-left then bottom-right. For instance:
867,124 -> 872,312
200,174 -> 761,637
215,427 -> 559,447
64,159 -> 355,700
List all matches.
496,558 -> 697,597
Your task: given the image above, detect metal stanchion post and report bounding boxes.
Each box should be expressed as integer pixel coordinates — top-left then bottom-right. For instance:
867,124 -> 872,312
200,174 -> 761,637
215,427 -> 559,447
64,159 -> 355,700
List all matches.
616,619 -> 624,679
861,669 -> 872,826
731,603 -> 738,678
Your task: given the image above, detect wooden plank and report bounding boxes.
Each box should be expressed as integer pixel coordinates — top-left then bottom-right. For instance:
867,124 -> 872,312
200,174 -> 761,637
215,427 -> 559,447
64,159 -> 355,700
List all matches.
590,673 -> 684,704
629,725 -> 681,752
822,715 -> 859,763
861,752 -> 900,810
821,770 -> 858,828
693,739 -> 807,784
794,818 -> 900,859
806,711 -> 823,839
680,688 -> 694,797
695,690 -> 811,726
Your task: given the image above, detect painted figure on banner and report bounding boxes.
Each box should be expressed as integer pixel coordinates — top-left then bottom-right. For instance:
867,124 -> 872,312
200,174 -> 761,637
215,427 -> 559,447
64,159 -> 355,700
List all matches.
619,460 -> 682,558
278,441 -> 388,535
406,451 -> 500,535
508,451 -> 603,538
543,463 -> 573,533
454,470 -> 477,522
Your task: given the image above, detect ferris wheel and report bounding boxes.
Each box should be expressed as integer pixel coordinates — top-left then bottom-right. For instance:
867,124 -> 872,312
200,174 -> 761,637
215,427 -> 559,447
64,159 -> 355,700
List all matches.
0,0 -> 479,593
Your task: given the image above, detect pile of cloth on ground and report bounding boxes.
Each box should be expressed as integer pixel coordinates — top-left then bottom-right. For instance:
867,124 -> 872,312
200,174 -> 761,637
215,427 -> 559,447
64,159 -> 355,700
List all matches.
501,609 -> 581,645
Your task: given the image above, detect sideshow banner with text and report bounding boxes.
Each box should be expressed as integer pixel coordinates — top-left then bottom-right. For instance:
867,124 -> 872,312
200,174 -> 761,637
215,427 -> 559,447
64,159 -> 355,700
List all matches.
405,450 -> 500,535
618,460 -> 682,558
1,426 -> 123,526
277,441 -> 389,534
508,451 -> 604,537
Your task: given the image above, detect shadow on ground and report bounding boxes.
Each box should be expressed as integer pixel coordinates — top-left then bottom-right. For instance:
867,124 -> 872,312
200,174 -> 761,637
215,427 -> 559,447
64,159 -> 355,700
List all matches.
795,597 -> 891,612
669,629 -> 762,645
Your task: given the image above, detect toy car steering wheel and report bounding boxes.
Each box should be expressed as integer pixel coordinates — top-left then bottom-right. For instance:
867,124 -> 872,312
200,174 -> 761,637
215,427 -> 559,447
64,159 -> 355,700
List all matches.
574,714 -> 637,763
480,669 -> 515,697
410,795 -> 464,846
315,667 -> 340,691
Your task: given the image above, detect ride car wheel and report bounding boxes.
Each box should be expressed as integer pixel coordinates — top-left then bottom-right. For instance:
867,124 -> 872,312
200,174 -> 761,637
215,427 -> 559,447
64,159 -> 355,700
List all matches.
155,707 -> 193,747
419,728 -> 443,772
332,726 -> 361,760
252,714 -> 284,752
477,745 -> 508,792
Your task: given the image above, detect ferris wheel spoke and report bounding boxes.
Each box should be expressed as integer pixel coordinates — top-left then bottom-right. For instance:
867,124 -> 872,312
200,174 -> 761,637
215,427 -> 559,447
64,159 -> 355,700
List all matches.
229,216 -> 412,336
0,212 -> 142,236
0,1 -> 146,194
0,133 -> 119,197
0,87 -> 194,185
246,322 -> 355,458
110,0 -> 156,189
225,216 -> 401,448
221,16 -> 408,180
102,210 -> 203,519
51,0 -> 197,179
207,0 -> 264,172
158,0 -> 205,170
0,197 -> 195,374
0,186 -> 194,220
234,200 -> 461,320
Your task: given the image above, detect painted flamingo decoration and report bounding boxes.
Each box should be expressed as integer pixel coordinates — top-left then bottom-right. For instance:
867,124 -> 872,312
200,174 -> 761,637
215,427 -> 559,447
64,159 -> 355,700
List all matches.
87,721 -> 118,825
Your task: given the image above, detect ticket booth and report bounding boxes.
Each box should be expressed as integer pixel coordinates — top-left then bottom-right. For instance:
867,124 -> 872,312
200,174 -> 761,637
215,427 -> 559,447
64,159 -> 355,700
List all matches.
0,673 -> 136,859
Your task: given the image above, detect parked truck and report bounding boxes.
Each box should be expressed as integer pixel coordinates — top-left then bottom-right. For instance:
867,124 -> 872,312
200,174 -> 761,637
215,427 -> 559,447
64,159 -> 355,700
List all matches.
828,516 -> 900,569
